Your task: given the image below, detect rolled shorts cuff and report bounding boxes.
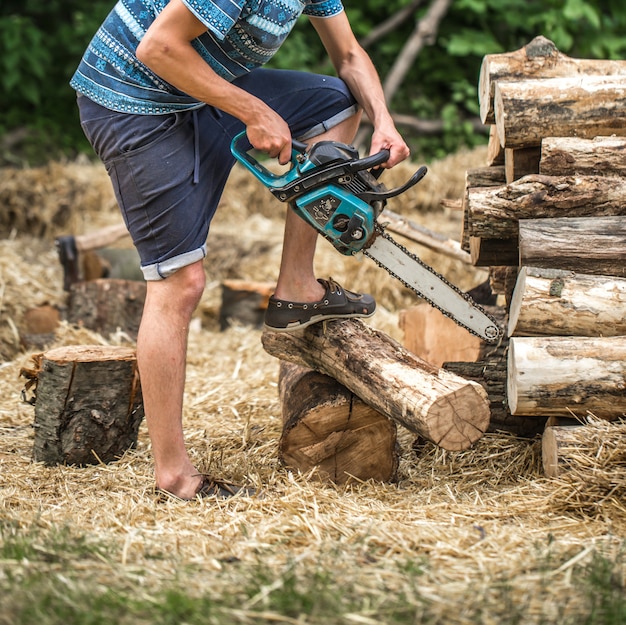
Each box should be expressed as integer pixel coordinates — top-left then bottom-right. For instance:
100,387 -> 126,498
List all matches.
141,245 -> 207,280
297,103 -> 360,141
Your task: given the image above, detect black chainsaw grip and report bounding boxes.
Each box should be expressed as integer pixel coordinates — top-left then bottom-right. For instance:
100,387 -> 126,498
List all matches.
292,139 -> 308,153
346,149 -> 390,173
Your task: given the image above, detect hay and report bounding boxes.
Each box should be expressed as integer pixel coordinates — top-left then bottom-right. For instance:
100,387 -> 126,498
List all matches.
1,151 -> 624,622
545,418 -> 626,519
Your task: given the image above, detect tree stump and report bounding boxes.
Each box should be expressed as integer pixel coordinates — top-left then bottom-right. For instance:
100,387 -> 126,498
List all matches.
28,345 -> 144,466
68,279 -> 146,339
278,362 -> 398,484
219,279 -> 275,330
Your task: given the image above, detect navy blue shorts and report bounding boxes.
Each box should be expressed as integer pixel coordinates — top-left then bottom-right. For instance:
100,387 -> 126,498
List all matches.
78,69 -> 358,280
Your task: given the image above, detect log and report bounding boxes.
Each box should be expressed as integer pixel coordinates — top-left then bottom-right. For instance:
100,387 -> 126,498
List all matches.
74,223 -> 130,252
262,319 -> 491,451
467,175 -> 626,239
278,362 -> 398,484
220,279 -> 275,330
28,345 -> 144,466
445,362 -> 546,438
540,136 -> 626,177
487,125 -> 505,166
518,216 -> 626,277
508,266 -> 626,337
489,266 -> 518,305
494,76 -> 626,149
443,312 -> 547,438
399,303 -> 481,368
379,209 -> 471,264
469,236 -> 518,267
542,424 -> 585,478
507,336 -> 626,418
68,278 -> 146,339
461,165 -> 506,252
479,35 -> 626,124
505,146 -> 541,183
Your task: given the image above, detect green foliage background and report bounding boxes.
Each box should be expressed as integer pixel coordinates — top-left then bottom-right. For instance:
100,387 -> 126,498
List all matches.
1,0 -> 625,164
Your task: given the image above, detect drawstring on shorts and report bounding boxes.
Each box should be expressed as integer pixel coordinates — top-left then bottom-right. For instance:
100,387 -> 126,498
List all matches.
192,108 -> 200,184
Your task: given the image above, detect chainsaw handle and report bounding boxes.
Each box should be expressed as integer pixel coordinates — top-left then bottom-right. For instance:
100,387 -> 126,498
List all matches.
346,149 -> 390,174
230,131 -> 302,189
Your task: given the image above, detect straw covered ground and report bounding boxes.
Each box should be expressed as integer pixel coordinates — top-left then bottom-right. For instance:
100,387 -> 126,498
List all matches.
1,149 -> 625,624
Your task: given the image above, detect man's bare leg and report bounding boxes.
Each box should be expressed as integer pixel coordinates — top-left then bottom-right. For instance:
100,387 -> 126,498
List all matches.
137,260 -> 207,499
272,112 -> 362,303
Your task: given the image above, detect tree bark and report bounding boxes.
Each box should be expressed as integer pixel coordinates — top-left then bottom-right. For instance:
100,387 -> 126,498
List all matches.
479,35 -> 626,124
540,136 -> 626,177
278,362 -> 398,484
262,319 -> 491,451
467,175 -> 626,239
508,266 -> 626,338
507,336 -> 626,418
28,345 -> 144,466
518,216 -> 626,277
494,76 -> 626,149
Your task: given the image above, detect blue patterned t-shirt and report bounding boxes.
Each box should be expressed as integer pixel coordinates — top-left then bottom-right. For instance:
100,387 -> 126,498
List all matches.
70,0 -> 344,114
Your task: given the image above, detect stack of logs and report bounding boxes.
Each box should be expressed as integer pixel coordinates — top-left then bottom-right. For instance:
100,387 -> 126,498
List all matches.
454,35 -> 626,475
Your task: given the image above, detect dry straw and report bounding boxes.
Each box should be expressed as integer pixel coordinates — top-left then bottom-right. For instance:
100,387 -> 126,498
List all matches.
1,150 -> 624,622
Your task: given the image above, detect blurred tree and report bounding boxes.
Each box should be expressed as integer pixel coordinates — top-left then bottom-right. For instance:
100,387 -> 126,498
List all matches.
1,0 -> 625,165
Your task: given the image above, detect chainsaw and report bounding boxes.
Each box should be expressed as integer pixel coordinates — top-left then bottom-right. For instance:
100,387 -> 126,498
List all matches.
230,131 -> 503,342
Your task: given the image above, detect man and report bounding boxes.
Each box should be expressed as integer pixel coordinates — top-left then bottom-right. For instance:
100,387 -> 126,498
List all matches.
71,0 -> 410,500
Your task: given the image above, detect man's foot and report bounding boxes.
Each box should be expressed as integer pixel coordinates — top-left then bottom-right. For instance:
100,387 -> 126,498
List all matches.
264,277 -> 375,332
155,475 -> 256,502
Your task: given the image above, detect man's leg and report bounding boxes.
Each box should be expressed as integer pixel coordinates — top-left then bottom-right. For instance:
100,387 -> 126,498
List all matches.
137,260 -> 207,500
272,111 -> 362,303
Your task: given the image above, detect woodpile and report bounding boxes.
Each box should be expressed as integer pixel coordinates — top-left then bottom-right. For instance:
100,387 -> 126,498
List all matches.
447,35 -> 626,473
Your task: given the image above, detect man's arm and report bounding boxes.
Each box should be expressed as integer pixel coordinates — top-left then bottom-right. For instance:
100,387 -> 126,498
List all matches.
135,0 -> 293,162
310,12 -> 410,168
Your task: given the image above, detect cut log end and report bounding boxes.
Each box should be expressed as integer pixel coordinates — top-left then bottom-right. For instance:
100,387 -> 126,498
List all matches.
428,383 -> 491,450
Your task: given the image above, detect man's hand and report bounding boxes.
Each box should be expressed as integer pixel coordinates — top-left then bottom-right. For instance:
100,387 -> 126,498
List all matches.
370,127 -> 411,169
245,115 -> 293,165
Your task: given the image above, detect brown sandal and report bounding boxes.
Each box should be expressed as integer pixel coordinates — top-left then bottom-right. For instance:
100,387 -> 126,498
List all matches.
264,277 -> 375,332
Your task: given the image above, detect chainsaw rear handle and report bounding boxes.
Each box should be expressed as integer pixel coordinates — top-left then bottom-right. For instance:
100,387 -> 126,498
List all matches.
230,130 -> 390,190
